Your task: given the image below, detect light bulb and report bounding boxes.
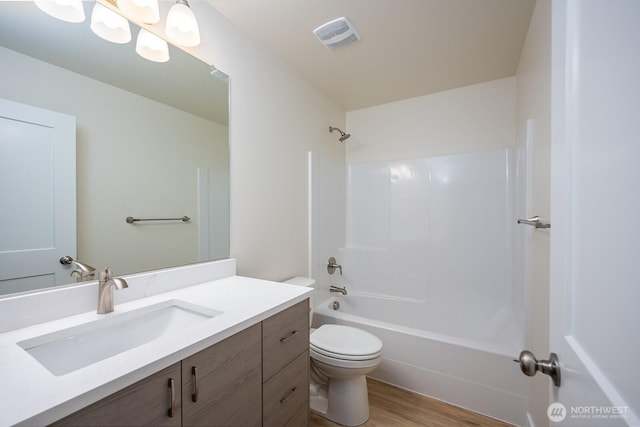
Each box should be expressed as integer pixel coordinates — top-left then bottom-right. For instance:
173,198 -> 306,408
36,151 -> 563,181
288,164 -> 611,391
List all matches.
165,1 -> 200,47
90,3 -> 131,44
136,29 -> 169,63
35,0 -> 85,23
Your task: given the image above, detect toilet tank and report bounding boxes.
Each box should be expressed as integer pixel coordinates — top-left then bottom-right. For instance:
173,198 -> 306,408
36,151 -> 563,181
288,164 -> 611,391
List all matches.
282,276 -> 315,324
282,276 -> 316,288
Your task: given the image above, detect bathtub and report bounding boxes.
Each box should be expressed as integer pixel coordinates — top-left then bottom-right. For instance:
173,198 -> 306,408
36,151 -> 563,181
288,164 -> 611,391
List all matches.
313,294 -> 528,426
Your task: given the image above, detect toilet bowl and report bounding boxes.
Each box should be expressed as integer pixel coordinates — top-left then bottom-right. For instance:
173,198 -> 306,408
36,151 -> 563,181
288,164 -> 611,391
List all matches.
309,324 -> 382,426
282,277 -> 383,427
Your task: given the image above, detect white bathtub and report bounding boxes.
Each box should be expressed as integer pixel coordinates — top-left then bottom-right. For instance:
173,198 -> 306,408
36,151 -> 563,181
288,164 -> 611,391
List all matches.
313,295 -> 528,426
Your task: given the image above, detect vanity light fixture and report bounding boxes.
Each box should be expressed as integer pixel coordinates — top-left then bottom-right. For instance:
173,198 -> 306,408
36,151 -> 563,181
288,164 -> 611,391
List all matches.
35,0 -> 85,23
34,0 -> 200,64
117,0 -> 160,24
136,28 -> 170,62
165,0 -> 201,47
90,3 -> 132,44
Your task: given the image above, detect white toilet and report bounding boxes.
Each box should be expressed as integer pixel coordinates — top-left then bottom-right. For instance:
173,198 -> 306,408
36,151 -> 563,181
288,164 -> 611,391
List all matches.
283,277 -> 383,427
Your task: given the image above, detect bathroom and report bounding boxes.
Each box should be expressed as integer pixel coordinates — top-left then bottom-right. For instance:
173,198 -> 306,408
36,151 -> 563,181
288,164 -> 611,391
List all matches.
1,1 -> 639,427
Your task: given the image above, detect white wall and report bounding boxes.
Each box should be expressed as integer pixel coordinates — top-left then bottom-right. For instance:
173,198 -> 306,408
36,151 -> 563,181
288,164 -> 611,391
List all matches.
515,0 -> 552,425
346,77 -> 516,164
0,47 -> 228,277
185,1 -> 346,281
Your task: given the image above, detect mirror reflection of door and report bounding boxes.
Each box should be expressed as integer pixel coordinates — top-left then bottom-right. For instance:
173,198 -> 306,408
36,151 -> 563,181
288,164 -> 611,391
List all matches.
0,98 -> 76,295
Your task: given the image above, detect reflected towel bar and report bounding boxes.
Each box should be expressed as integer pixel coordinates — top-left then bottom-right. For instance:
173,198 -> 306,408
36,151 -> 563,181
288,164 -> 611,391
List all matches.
126,216 -> 190,223
517,216 -> 550,229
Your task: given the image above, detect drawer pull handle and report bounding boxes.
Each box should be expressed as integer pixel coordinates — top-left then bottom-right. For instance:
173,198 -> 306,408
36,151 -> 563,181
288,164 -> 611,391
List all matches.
168,378 -> 176,418
279,387 -> 298,405
280,330 -> 298,343
192,366 -> 199,403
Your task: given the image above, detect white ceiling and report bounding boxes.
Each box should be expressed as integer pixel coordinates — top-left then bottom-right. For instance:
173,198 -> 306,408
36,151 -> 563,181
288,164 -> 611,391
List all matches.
1,1 -> 536,117
208,0 -> 536,111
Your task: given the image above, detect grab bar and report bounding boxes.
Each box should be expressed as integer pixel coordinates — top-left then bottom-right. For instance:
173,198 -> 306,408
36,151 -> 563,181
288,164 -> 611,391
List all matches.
517,216 -> 550,229
126,216 -> 190,223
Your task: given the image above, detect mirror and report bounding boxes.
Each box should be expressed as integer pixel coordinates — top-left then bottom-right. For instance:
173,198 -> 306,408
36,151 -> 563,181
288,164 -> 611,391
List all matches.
0,2 -> 229,296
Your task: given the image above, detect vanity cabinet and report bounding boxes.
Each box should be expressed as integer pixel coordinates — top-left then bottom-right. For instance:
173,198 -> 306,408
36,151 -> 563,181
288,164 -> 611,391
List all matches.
52,363 -> 182,427
50,300 -> 309,427
262,299 -> 310,427
181,323 -> 262,426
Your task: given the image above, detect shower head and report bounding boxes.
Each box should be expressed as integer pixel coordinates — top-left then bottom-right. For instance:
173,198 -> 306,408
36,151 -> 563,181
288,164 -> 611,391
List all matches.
329,126 -> 351,142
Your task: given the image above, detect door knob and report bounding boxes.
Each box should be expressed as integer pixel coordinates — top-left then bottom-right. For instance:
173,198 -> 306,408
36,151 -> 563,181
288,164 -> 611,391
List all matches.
514,350 -> 561,387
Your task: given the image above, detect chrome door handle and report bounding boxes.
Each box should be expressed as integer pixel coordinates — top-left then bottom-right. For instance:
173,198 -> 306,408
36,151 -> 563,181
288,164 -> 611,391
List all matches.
514,350 -> 561,387
517,216 -> 551,229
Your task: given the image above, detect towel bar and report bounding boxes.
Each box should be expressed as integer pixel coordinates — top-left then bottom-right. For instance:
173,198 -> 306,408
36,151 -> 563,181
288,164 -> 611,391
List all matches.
126,216 -> 190,223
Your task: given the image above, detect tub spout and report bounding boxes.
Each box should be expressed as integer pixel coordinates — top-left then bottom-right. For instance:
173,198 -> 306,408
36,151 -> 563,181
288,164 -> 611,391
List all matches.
329,285 -> 347,295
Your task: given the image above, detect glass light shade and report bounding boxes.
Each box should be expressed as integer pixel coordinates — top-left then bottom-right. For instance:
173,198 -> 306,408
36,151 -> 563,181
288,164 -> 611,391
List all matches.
165,2 -> 201,47
90,3 -> 131,44
136,29 -> 169,63
117,0 -> 160,24
35,0 -> 85,23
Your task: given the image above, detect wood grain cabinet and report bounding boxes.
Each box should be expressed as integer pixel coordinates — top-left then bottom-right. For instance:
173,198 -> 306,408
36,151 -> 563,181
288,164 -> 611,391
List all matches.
181,323 -> 262,426
51,300 -> 309,427
53,363 -> 182,427
262,299 -> 310,427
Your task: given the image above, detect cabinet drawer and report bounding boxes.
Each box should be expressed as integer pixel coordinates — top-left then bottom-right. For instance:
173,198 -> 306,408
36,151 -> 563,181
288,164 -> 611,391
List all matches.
52,363 -> 182,427
263,350 -> 309,427
181,323 -> 262,427
262,299 -> 309,381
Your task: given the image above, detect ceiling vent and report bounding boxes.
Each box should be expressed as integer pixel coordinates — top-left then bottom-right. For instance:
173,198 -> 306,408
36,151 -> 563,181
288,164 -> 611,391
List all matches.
313,17 -> 360,51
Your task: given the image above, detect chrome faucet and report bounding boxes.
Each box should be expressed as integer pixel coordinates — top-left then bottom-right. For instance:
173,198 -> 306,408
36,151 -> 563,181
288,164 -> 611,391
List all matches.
60,256 -> 96,282
97,268 -> 128,314
329,285 -> 347,295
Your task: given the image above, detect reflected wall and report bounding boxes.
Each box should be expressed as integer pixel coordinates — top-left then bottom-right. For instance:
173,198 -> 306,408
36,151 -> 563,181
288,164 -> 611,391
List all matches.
1,47 -> 229,280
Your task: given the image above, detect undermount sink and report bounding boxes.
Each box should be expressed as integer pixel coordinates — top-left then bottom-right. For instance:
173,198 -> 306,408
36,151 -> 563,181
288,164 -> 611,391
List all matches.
18,300 -> 223,376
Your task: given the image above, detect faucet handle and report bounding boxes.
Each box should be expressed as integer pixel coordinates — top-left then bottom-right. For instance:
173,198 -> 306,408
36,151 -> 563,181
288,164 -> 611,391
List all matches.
98,267 -> 112,282
327,257 -> 343,275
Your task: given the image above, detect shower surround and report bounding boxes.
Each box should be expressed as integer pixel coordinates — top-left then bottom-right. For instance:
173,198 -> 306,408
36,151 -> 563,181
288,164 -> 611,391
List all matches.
309,149 -> 528,425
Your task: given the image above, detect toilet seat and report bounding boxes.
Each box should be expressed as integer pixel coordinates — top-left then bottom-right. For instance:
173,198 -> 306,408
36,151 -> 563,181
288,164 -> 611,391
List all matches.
310,347 -> 382,370
310,325 -> 382,361
310,344 -> 381,361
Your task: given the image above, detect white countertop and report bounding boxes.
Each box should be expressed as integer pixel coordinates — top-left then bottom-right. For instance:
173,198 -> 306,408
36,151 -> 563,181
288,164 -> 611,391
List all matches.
0,275 -> 311,426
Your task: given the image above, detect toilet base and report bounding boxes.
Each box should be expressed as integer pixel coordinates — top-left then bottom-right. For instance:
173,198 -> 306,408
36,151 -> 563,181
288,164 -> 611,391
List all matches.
310,375 -> 370,427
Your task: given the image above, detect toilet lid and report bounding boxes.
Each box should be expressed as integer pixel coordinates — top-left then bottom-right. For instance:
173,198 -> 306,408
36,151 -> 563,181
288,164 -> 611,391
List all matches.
310,325 -> 382,357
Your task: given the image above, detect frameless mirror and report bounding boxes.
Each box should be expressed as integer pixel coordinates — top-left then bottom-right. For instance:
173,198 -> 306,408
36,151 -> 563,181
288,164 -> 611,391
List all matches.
0,2 -> 229,296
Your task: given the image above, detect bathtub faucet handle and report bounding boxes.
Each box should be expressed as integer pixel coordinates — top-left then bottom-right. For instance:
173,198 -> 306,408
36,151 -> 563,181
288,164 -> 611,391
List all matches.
327,257 -> 342,275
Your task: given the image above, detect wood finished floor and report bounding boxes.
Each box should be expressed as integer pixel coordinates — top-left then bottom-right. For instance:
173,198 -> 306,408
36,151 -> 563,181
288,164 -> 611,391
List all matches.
310,378 -> 513,427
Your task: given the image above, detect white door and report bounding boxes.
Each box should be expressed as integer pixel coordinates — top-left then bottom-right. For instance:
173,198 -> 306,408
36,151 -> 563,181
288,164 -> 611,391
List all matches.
548,1 -> 639,425
0,99 -> 76,294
